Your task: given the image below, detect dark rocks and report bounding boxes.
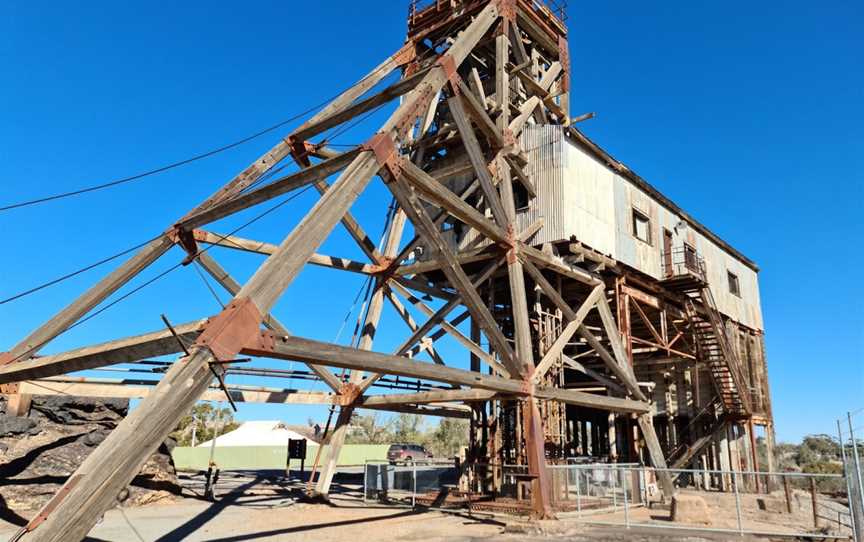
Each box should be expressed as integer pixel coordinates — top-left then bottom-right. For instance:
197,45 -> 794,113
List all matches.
0,416 -> 39,437
29,396 -> 127,425
0,396 -> 180,513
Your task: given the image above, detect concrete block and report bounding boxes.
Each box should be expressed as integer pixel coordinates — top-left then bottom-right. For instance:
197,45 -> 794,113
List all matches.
671,494 -> 711,525
757,496 -> 787,514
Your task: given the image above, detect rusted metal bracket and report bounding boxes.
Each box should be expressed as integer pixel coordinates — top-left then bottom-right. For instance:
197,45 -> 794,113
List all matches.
10,474 -> 84,541
162,312 -> 240,411
504,224 -> 519,263
165,226 -> 201,266
285,135 -> 315,168
0,382 -> 19,395
502,129 -> 518,151
195,298 -> 263,362
192,298 -> 265,411
338,382 -> 362,406
364,133 -> 404,182
392,84 -> 437,141
437,55 -> 462,96
497,0 -> 517,22
520,375 -> 535,396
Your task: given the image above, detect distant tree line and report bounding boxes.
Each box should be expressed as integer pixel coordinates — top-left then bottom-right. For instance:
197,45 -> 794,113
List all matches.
171,403 -> 239,447
345,412 -> 469,458
758,433 -> 862,492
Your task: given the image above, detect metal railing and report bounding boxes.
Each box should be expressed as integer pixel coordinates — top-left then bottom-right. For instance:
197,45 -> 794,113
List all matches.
550,464 -> 855,540
364,459 -> 458,507
365,458 -> 860,540
408,0 -> 567,25
662,246 -> 707,281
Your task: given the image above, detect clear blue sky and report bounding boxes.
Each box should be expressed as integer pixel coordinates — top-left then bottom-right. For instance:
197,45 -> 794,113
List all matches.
1,1 -> 861,443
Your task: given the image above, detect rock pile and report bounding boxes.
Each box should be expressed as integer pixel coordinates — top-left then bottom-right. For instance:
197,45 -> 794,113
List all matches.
0,395 -> 181,523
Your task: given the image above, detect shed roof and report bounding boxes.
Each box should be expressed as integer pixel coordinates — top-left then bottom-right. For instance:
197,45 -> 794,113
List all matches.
196,421 -> 315,448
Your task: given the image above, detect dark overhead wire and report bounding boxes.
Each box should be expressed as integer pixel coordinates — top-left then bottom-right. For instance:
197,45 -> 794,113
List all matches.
0,91 -> 380,307
0,56 -> 409,213
0,37 -> 454,214
0,114 -> 315,213
3,184 -> 315,365
0,235 -> 163,305
0,36 -> 454,214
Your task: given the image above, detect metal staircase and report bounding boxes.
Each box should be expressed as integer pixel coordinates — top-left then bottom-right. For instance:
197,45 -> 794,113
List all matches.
662,245 -> 752,419
685,287 -> 752,418
666,396 -> 727,469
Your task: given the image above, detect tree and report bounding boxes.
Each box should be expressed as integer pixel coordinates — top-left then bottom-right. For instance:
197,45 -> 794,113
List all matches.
346,413 -> 392,444
427,419 -> 469,458
392,414 -> 424,443
171,403 -> 239,446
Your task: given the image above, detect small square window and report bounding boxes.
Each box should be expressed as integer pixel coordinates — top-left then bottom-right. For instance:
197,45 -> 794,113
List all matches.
632,209 -> 652,244
727,271 -> 741,297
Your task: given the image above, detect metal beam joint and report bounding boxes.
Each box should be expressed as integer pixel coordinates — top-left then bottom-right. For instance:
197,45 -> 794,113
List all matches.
363,133 -> 403,182
195,298 -> 263,362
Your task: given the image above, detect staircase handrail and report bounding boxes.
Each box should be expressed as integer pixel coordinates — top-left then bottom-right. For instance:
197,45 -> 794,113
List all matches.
700,287 -> 753,415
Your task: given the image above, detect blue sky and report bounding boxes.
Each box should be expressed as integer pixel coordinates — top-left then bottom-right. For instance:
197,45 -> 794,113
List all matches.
1,1 -> 861,443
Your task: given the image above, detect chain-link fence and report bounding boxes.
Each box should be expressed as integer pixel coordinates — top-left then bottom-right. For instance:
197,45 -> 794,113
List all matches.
839,409 -> 864,541
550,463 -> 854,539
363,460 -> 458,506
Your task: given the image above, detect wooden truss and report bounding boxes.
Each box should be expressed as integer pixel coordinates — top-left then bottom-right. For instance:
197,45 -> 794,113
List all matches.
1,2 -> 674,539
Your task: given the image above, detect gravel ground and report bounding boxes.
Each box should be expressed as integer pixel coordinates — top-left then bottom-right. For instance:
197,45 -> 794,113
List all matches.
0,471 -> 840,541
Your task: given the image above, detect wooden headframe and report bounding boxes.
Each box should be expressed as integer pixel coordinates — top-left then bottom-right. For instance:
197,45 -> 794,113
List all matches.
2,2 -> 673,539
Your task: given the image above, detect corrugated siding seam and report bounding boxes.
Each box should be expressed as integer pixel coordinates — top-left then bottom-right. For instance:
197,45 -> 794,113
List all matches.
518,125 -> 565,245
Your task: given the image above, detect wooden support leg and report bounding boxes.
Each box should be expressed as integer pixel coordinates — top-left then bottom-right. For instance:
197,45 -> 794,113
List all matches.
637,413 -> 675,500
313,209 -> 408,498
17,346 -> 224,542
523,396 -> 554,519
5,391 -> 31,417
17,145 -> 384,542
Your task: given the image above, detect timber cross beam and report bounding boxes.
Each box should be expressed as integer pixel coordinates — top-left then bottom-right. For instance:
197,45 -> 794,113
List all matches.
1,2 -> 686,539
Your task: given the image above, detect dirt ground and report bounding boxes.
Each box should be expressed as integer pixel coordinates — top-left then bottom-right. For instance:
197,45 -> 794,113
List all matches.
0,471 -> 848,541
0,501 -> 770,542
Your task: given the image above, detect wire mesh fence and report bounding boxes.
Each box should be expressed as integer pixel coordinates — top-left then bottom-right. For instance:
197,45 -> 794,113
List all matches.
550,464 -> 854,539
364,460 -> 459,506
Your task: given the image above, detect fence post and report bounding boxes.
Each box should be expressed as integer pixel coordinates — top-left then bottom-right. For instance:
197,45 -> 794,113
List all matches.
364,461 -> 368,504
849,413 -> 864,521
810,477 -> 819,528
564,465 -> 570,500
623,467 -> 630,528
413,461 -> 417,508
783,475 -> 792,514
575,467 -> 582,517
612,465 -> 618,511
838,420 -> 861,542
733,471 -> 744,536
639,465 -> 650,508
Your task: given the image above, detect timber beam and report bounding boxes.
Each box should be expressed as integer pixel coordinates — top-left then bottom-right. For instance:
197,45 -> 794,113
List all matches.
20,378 -> 469,418
193,230 -> 378,275
243,334 -> 651,414
0,320 -> 205,384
